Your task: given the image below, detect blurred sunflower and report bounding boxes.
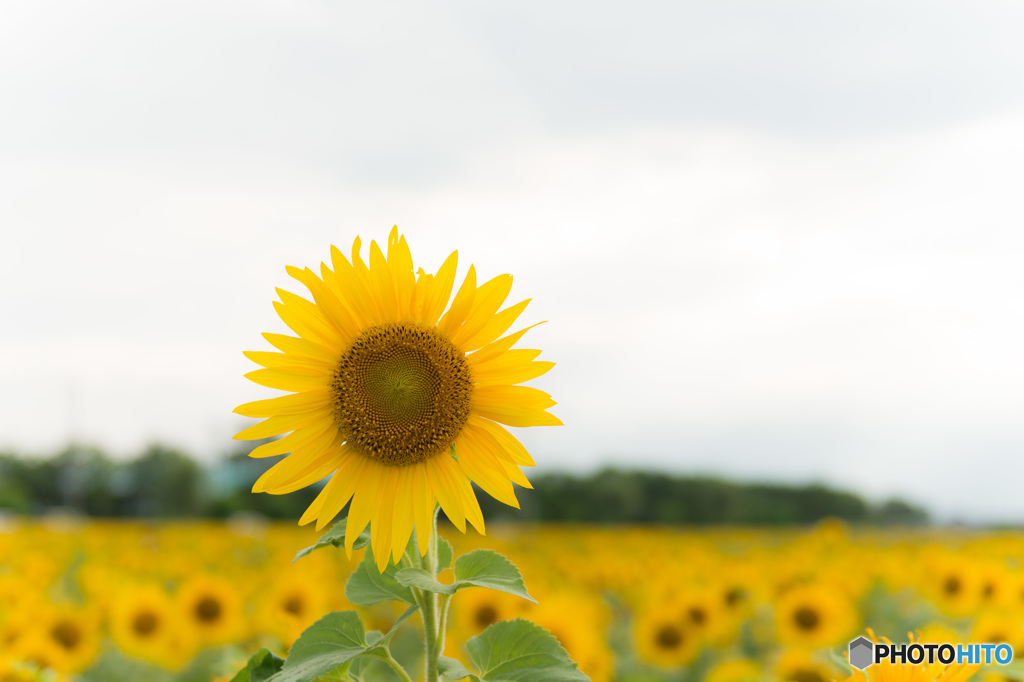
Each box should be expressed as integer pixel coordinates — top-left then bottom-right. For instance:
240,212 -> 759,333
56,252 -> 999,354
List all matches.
38,605 -> 100,673
774,583 -> 857,649
110,585 -> 184,667
177,576 -> 243,645
634,605 -> 699,669
235,227 -> 559,568
8,632 -> 68,677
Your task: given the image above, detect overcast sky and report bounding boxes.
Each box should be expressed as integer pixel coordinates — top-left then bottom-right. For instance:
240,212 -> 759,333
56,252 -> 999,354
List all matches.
3,1 -> 1024,522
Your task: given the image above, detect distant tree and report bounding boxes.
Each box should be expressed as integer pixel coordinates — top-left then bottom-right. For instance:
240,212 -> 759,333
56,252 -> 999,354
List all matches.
128,444 -> 205,517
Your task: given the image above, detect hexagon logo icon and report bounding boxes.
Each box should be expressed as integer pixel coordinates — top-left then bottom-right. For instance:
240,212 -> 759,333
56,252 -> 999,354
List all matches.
849,636 -> 874,670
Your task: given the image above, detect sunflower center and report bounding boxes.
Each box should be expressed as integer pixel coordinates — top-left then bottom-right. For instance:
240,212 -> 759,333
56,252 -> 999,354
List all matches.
475,605 -> 498,628
793,606 -> 820,631
332,322 -> 473,466
133,611 -> 160,636
51,621 -> 81,650
944,576 -> 962,596
195,596 -> 223,623
283,595 -> 305,616
655,624 -> 683,650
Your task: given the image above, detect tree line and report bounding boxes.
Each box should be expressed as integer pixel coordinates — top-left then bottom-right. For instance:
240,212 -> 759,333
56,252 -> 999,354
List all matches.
0,443 -> 927,525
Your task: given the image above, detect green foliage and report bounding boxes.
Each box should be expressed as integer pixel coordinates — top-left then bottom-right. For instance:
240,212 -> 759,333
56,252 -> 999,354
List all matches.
0,444 -> 930,525
440,619 -> 588,681
396,549 -> 534,602
268,611 -> 375,682
477,468 -> 928,525
345,544 -> 416,607
229,648 -> 285,682
293,518 -> 370,563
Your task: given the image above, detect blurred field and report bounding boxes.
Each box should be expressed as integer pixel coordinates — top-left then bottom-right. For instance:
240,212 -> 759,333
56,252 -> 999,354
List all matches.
1,518 -> 1021,681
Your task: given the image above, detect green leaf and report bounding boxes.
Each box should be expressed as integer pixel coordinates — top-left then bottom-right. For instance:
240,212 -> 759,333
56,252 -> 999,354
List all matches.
293,518 -> 370,563
228,648 -> 285,682
345,544 -> 416,606
395,550 -> 534,602
466,619 -> 589,681
438,656 -> 480,681
269,611 -> 370,682
438,536 -> 454,571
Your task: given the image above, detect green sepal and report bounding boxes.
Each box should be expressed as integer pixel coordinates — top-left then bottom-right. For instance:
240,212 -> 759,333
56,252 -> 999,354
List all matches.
228,648 -> 285,682
293,518 -> 370,563
267,607 -> 416,682
464,619 -> 589,681
395,549 -> 534,602
346,544 -> 416,606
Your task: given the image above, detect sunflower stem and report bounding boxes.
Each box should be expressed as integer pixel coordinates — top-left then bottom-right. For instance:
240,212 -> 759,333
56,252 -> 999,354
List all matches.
422,506 -> 442,682
381,648 -> 415,682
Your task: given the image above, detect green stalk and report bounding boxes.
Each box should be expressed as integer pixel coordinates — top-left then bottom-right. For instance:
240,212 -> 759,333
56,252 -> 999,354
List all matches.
421,506 -> 442,682
381,649 -> 415,682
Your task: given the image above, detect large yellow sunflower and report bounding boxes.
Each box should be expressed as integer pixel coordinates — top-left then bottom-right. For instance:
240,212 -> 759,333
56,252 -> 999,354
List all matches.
234,227 -> 559,569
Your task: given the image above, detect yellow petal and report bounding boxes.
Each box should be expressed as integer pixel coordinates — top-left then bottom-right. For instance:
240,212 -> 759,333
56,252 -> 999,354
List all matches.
243,350 -> 334,370
248,419 -> 338,458
473,359 -> 554,386
471,401 -> 562,428
454,431 -> 519,509
387,229 -> 416,320
452,274 -> 513,348
369,239 -> 399,322
274,290 -> 343,352
410,269 -> 431,323
422,251 -> 458,327
437,265 -> 476,338
460,299 -> 531,352
299,476 -> 334,525
392,466 -> 416,564
371,466 -> 396,571
411,464 -> 435,556
349,236 -> 385,324
287,265 -> 361,341
342,457 -> 382,545
253,442 -> 342,493
466,322 -> 545,366
261,333 -> 338,363
328,246 -> 377,327
426,455 -> 466,532
310,447 -> 364,532
472,417 -> 536,467
474,385 -> 557,410
233,409 -> 332,441
233,389 -> 331,418
244,366 -> 331,392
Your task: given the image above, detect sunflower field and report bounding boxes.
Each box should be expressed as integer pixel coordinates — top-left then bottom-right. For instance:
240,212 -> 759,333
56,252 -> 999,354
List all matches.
2,517 -> 1022,681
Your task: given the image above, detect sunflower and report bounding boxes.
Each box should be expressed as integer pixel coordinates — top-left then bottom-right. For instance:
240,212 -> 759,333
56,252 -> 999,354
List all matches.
110,585 -> 185,667
634,604 -> 699,669
176,576 -> 243,645
774,583 -> 857,649
258,574 -> 328,645
38,604 -> 100,673
234,227 -> 559,569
